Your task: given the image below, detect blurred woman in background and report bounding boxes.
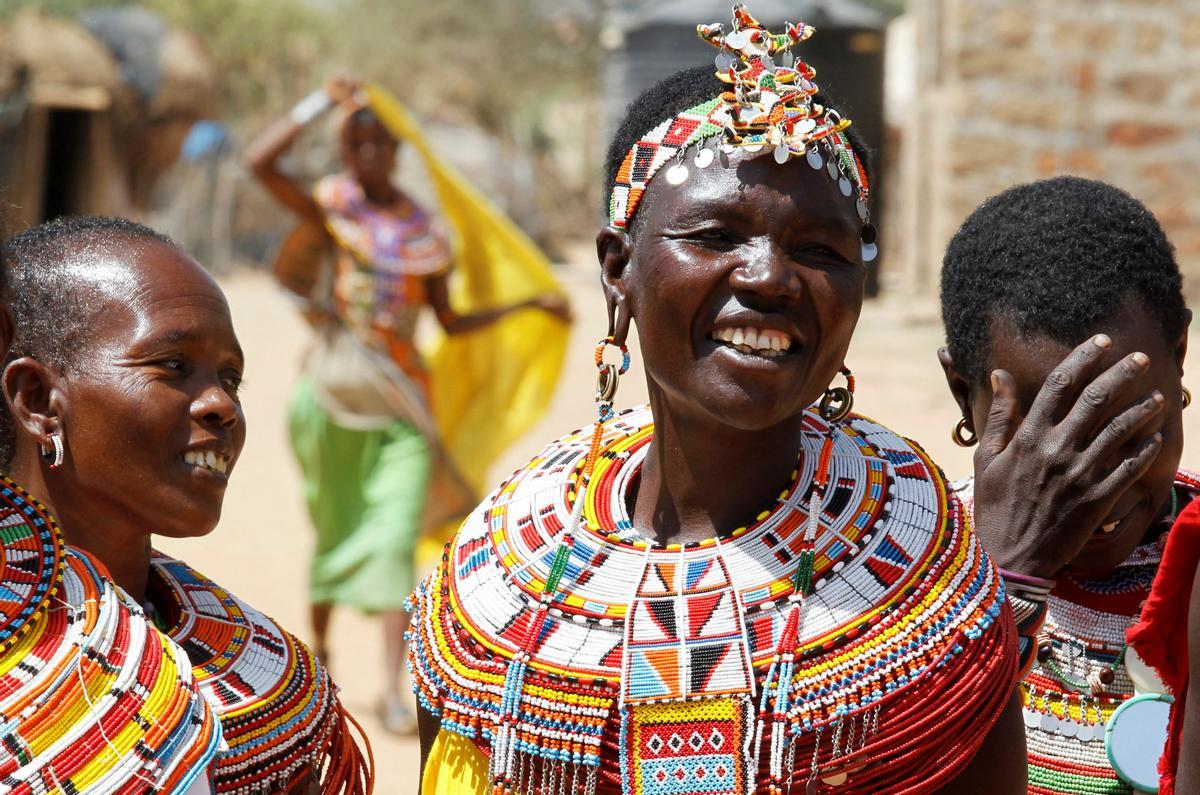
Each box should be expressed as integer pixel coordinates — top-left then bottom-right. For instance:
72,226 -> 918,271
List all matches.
246,74 -> 569,733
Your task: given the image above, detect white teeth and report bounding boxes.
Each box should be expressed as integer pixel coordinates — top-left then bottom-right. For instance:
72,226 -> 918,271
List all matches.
184,450 -> 229,475
1102,522 -> 1118,534
711,326 -> 794,357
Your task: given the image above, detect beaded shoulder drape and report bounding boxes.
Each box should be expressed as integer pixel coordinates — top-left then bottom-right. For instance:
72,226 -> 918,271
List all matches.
0,478 -> 220,793
409,407 -> 1016,794
148,552 -> 371,794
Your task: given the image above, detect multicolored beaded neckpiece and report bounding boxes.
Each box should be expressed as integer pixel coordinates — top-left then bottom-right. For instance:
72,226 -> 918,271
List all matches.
410,398 -> 1014,793
958,471 -> 1200,794
0,478 -> 222,793
608,4 -> 877,261
147,552 -> 372,793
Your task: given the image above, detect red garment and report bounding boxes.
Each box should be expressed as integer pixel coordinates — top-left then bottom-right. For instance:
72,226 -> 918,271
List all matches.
1126,495 -> 1200,795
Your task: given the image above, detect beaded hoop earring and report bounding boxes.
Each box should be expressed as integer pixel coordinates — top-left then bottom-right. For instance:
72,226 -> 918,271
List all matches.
952,417 -> 978,447
40,432 -> 64,470
818,367 -> 855,422
594,336 -> 631,422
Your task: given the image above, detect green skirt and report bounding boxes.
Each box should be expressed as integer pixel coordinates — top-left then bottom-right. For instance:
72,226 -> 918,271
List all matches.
288,376 -> 431,611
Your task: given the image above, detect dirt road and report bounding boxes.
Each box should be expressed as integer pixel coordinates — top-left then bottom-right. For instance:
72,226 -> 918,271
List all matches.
157,252 -> 1199,793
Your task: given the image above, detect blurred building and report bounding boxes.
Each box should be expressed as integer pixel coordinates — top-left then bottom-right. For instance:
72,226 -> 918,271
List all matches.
0,7 -> 215,230
889,0 -> 1200,293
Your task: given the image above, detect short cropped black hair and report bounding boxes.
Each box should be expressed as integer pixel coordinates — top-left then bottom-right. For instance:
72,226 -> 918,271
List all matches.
0,216 -> 179,466
941,176 -> 1187,384
604,64 -> 871,229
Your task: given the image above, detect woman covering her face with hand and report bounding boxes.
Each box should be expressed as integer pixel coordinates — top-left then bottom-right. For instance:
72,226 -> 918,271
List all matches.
0,217 -> 370,794
407,7 -> 1022,794
938,176 -> 1193,794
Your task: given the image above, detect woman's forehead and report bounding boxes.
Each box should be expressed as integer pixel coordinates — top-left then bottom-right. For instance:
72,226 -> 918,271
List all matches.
639,150 -> 859,229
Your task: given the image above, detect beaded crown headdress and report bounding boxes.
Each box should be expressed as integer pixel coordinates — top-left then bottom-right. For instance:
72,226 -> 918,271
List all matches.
608,3 -> 878,261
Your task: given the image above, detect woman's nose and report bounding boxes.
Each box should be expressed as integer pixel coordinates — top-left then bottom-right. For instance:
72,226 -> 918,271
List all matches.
192,381 -> 241,429
728,242 -> 801,300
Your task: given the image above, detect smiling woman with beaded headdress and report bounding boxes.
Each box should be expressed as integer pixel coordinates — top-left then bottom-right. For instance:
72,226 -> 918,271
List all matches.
0,216 -> 372,793
407,6 -> 1023,794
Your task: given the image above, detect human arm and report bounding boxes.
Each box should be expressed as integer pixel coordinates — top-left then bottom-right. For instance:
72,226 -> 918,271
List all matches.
971,335 -> 1165,578
1174,565 -> 1200,792
417,706 -> 439,791
243,75 -> 360,226
936,691 -> 1028,794
425,271 -> 571,335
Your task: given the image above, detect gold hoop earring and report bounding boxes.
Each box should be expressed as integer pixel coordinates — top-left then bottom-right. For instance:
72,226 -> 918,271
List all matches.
952,417 -> 977,447
818,367 -> 855,423
1183,386 -> 1191,410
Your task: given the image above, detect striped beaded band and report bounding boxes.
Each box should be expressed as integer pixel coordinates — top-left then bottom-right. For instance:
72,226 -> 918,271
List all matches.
148,552 -> 372,793
0,477 -> 64,655
0,546 -> 222,791
607,4 -> 877,260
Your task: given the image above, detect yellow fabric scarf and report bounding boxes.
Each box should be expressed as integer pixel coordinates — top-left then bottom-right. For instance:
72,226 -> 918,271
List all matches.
364,84 -> 569,566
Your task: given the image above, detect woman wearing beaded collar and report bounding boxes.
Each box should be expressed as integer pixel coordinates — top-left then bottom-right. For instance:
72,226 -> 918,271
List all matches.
938,177 -> 1194,793
0,217 -> 371,793
0,223 -> 222,792
408,6 -> 1022,794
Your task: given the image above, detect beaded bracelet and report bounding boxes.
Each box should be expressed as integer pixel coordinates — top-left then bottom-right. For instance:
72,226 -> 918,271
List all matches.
998,567 -> 1056,590
290,89 -> 333,126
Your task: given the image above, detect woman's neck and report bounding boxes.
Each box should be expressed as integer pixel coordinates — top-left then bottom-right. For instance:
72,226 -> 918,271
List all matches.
9,458 -> 152,601
631,390 -> 808,546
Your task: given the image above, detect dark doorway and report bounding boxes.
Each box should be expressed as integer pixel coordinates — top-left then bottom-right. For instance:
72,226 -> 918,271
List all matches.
41,108 -> 92,221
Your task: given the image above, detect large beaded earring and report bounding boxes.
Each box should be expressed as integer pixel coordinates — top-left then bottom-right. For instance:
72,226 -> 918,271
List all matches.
818,367 -> 855,422
594,336 -> 631,422
40,432 -> 65,470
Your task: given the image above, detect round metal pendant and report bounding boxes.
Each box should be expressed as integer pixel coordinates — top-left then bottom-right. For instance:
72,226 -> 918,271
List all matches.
1040,712 -> 1060,733
819,386 -> 853,422
725,29 -> 751,49
806,147 -> 823,170
861,242 -> 878,263
715,52 -> 735,70
1023,708 -> 1041,729
1058,719 -> 1079,738
839,176 -> 853,197
1106,693 -> 1173,792
695,147 -> 715,168
665,163 -> 689,185
774,144 -> 790,164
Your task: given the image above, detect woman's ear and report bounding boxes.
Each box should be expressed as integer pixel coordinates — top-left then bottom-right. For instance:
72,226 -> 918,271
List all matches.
596,225 -> 633,345
3,356 -> 64,450
1175,309 -> 1192,374
937,347 -> 976,433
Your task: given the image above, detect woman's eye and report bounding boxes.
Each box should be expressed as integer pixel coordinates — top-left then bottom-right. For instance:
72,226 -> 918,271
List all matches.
160,359 -> 186,372
223,375 -> 244,397
688,228 -> 732,245
794,244 -> 848,263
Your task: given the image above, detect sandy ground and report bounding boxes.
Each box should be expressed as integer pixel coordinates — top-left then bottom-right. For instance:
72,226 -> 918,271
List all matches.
157,249 -> 1200,793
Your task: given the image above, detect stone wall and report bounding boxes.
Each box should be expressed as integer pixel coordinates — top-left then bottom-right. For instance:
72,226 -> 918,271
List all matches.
887,0 -> 1200,294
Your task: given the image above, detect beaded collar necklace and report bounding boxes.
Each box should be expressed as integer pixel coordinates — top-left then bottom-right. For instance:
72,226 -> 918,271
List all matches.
0,479 -> 221,791
147,552 -> 371,793
411,406 -> 1013,794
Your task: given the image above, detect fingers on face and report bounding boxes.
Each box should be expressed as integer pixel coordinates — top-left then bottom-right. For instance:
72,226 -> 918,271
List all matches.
976,369 -> 1020,464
